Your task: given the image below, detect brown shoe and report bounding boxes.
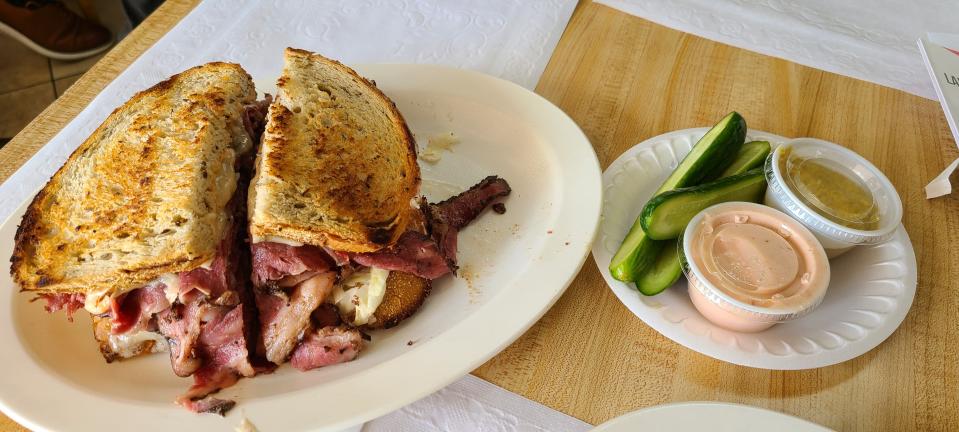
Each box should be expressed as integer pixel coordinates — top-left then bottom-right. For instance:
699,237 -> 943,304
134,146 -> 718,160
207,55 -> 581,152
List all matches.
0,0 -> 112,60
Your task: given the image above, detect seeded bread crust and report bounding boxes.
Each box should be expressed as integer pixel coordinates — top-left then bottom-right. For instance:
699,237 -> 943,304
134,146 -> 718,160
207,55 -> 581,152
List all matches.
248,48 -> 420,253
11,62 -> 256,296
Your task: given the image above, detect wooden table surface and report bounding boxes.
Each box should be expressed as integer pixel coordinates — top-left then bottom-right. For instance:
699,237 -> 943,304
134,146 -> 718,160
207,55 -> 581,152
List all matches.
3,1 -> 957,431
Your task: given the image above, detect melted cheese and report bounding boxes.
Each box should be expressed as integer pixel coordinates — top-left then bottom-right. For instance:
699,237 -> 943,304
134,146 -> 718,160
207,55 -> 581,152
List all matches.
108,330 -> 169,357
83,287 -> 112,314
84,258 -> 213,314
332,267 -> 389,326
158,273 -> 181,304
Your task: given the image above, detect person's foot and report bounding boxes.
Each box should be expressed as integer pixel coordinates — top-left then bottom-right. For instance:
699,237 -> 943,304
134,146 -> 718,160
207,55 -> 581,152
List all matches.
0,0 -> 112,60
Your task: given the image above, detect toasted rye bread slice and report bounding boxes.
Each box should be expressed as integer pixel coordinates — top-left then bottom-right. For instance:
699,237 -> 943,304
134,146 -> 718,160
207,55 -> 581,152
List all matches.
11,62 -> 256,297
365,271 -> 431,330
248,48 -> 420,253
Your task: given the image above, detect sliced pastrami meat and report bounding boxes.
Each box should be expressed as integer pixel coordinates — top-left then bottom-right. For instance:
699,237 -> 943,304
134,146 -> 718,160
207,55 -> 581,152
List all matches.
289,326 -> 365,372
251,242 -> 332,287
35,293 -> 85,321
256,271 -> 336,364
176,304 -> 256,415
352,176 -> 511,280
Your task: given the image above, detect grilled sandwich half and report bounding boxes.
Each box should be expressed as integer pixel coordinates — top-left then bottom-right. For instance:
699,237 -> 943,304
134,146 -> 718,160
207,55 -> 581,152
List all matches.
10,62 -> 270,415
248,48 -> 511,372
248,48 -> 429,370
10,49 -> 512,413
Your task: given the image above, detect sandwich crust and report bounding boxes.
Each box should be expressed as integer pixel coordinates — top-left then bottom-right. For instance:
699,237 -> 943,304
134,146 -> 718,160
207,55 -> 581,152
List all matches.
11,62 -> 256,296
249,48 -> 420,252
366,271 -> 431,330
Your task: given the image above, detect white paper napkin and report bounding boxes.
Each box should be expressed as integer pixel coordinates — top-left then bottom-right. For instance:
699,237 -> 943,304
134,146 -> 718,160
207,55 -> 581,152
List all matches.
362,375 -> 592,431
0,0 -> 576,225
596,0 -> 959,100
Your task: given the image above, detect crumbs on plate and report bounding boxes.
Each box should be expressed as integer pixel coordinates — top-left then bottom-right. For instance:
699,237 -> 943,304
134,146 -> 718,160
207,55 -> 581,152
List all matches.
459,264 -> 481,303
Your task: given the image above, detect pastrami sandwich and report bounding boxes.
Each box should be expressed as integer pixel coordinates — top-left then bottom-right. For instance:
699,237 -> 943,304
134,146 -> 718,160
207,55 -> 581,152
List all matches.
9,49 -> 512,416
10,62 -> 271,414
247,48 -> 511,371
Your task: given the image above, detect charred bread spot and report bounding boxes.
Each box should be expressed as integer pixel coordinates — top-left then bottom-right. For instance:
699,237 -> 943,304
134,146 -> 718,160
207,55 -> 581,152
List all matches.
271,103 -> 295,126
11,187 -> 48,288
143,74 -> 177,95
370,228 -> 392,245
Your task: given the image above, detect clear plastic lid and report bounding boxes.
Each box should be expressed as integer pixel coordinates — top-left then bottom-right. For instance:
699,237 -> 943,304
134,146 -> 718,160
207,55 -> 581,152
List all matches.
765,138 -> 902,245
679,202 -> 831,322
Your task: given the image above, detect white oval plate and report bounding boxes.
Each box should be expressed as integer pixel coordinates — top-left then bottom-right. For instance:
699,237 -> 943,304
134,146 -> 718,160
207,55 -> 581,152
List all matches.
0,64 -> 602,431
592,402 -> 830,432
591,128 -> 917,369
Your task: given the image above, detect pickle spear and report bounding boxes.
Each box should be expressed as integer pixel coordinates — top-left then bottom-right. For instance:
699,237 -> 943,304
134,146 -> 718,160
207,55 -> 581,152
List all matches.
609,112 -> 746,282
635,141 -> 768,295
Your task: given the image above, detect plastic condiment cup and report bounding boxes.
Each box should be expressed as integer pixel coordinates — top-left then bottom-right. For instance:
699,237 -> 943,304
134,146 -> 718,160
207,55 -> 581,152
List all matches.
764,138 -> 902,258
680,202 -> 831,333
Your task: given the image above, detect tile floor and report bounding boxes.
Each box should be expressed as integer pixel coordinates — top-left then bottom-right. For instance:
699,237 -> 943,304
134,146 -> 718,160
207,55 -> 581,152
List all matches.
0,0 -> 132,142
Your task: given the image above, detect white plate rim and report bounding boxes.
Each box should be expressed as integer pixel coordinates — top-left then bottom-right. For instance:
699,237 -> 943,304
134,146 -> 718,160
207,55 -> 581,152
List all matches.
590,401 -> 831,431
0,63 -> 603,431
591,127 -> 918,370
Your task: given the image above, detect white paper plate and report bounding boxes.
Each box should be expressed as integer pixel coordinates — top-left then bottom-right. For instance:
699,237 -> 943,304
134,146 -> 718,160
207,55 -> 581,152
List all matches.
0,64 -> 602,432
592,128 -> 917,369
591,402 -> 830,431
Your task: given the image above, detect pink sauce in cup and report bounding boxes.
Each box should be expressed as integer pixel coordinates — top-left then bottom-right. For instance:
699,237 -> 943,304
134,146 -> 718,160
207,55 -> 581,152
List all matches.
681,202 -> 830,332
